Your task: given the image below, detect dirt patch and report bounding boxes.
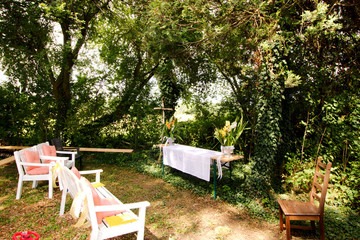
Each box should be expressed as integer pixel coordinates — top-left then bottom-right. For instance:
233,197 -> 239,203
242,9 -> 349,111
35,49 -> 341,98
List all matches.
100,165 -> 288,240
141,182 -> 284,240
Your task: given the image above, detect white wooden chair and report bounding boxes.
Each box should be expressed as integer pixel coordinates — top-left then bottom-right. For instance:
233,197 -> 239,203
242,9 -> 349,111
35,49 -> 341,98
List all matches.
36,142 -> 75,168
14,147 -> 64,199
58,166 -> 150,240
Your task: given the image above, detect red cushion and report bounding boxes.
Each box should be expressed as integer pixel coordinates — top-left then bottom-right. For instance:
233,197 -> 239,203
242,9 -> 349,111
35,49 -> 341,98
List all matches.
42,145 -> 57,163
82,177 -> 124,224
24,150 -> 41,171
27,166 -> 49,175
71,167 -> 81,179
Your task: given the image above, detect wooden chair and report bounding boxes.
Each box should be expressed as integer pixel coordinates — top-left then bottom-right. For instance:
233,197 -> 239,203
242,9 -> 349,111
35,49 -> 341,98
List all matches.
58,165 -> 150,240
14,147 -> 56,199
278,157 -> 332,240
51,138 -> 82,169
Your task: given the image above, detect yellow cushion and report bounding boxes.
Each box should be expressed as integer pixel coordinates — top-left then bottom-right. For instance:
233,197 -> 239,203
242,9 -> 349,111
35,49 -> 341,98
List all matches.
104,214 -> 136,227
91,182 -> 105,188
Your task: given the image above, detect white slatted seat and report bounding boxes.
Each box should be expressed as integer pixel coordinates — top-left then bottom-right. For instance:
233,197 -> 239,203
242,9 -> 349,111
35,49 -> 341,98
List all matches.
36,142 -> 75,168
58,166 -> 150,240
14,147 -> 67,199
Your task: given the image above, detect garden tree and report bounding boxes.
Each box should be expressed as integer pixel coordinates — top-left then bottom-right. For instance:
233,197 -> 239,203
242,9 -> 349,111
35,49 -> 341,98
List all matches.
157,60 -> 184,120
77,0 -> 215,136
144,0 -> 284,185
0,0 -> 110,136
75,0 -> 163,137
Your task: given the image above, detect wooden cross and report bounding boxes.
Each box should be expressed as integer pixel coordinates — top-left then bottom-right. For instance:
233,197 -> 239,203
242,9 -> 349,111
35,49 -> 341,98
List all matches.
154,100 -> 173,124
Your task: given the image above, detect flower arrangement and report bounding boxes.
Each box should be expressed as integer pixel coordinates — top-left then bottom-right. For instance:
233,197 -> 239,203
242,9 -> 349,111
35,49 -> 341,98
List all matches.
161,116 -> 176,140
214,113 -> 247,147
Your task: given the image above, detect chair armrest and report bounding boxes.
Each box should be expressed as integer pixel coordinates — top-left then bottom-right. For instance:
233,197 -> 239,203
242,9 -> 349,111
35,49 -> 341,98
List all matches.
56,151 -> 76,162
40,155 -> 69,161
79,169 -> 103,182
79,169 -> 103,175
56,150 -> 77,155
63,146 -> 78,150
39,155 -> 68,165
20,162 -> 54,167
62,147 -> 80,152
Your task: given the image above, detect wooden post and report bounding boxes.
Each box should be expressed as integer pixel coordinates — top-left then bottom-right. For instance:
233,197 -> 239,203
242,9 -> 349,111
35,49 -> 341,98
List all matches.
154,99 -> 173,124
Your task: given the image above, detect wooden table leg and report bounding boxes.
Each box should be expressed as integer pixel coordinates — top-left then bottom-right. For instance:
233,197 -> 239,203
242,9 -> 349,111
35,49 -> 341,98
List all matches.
286,216 -> 291,240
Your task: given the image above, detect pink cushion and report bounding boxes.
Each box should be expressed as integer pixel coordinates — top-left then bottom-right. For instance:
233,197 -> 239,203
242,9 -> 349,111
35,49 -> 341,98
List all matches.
82,177 -> 124,224
42,145 -> 57,163
71,167 -> 81,179
82,177 -> 99,202
27,166 -> 49,175
24,150 -> 41,171
96,198 -> 124,224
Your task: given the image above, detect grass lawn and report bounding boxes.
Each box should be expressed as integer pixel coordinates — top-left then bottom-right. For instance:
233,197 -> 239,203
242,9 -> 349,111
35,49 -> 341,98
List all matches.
1,151 -> 358,239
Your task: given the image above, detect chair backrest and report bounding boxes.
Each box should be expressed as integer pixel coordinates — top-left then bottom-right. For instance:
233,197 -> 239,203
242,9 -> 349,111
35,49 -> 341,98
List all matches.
58,166 -> 97,231
51,138 -> 64,151
309,157 -> 332,215
58,166 -> 83,199
35,142 -> 50,157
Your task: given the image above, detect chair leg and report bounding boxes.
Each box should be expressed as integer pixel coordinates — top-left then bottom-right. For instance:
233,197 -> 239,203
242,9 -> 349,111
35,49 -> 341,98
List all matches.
285,216 -> 291,240
16,178 -> 23,200
137,206 -> 147,240
49,179 -> 53,199
59,189 -> 67,216
319,216 -> 325,240
311,220 -> 316,231
279,207 -> 284,231
137,230 -> 145,240
32,180 -> 38,188
90,229 -> 99,240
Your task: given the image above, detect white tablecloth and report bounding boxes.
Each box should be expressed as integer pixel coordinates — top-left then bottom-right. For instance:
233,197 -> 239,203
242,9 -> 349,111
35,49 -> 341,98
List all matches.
163,144 -> 222,181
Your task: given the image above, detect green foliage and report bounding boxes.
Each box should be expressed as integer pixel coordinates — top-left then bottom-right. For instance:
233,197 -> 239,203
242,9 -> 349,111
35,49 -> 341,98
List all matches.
284,156 -> 316,193
249,36 -> 286,195
324,208 -> 360,240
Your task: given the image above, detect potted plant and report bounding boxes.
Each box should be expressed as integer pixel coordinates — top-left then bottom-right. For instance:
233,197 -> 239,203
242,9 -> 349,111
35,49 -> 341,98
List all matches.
214,113 -> 247,156
161,116 -> 177,145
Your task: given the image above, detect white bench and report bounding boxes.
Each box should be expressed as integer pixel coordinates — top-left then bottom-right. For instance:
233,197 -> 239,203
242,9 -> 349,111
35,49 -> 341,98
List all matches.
58,166 -> 150,240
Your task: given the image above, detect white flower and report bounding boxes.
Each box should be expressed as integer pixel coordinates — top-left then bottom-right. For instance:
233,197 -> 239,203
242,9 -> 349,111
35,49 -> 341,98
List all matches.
229,121 -> 237,131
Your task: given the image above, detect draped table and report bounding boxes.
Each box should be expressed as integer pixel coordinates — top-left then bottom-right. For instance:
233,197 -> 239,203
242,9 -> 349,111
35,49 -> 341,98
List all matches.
162,144 -> 243,199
